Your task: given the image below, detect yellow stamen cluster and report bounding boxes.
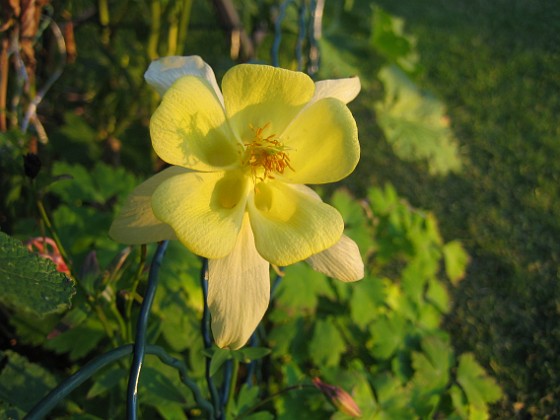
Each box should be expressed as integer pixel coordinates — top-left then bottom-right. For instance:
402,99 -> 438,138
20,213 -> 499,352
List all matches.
242,123 -> 294,181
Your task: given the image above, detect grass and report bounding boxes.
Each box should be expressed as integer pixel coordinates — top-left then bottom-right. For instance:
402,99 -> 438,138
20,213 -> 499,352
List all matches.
362,0 -> 560,416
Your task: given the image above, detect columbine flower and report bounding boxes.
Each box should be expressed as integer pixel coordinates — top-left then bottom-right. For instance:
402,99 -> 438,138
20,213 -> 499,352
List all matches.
110,56 -> 364,349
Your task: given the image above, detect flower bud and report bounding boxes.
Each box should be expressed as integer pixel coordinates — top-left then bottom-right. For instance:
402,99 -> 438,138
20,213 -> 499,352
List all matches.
312,377 -> 362,417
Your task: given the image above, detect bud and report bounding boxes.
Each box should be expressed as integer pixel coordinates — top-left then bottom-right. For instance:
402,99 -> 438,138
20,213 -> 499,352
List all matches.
312,377 -> 362,417
23,153 -> 41,179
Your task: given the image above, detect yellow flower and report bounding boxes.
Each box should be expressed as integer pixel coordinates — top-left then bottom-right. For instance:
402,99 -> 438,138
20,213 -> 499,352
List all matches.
110,56 -> 364,349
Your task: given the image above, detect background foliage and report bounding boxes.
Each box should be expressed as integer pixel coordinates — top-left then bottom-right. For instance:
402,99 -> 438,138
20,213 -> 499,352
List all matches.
0,0 -> 557,418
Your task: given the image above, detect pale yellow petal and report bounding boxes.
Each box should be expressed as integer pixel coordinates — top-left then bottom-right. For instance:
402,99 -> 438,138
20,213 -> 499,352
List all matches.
109,167 -> 187,244
280,98 -> 359,184
306,235 -> 364,282
208,216 -> 270,349
144,56 -> 223,105
311,76 -> 361,105
151,171 -> 249,258
150,76 -> 239,171
248,181 -> 343,266
222,64 -> 315,143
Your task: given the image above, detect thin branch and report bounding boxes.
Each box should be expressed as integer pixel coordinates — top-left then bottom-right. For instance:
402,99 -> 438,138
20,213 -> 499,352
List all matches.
126,240 -> 169,419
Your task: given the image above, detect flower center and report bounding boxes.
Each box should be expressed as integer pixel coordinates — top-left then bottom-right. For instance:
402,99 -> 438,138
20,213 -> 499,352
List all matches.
241,123 -> 294,181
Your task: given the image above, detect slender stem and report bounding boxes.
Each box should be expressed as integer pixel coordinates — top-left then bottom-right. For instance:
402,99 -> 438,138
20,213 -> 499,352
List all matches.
272,0 -> 294,67
21,17 -> 66,136
147,0 -> 162,60
25,344 -> 214,420
225,358 -> 239,417
149,345 -> 215,418
295,0 -> 307,72
36,199 -> 71,269
125,245 -> 147,341
126,240 -> 169,419
0,36 -> 9,132
177,0 -> 193,53
200,258 -> 221,417
98,0 -> 111,44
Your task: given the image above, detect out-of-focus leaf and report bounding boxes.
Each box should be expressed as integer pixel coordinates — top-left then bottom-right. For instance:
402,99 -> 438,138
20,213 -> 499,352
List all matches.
349,276 -> 384,329
0,232 -> 75,316
0,351 -> 57,412
50,161 -> 138,206
331,189 -> 375,257
370,373 -> 416,418
234,384 -> 261,417
87,366 -> 127,399
44,316 -> 105,360
369,5 -> 420,75
369,312 -> 407,359
274,262 -> 335,315
456,353 -> 503,412
375,65 -> 462,175
442,240 -> 470,285
411,335 -> 452,396
309,318 -> 346,367
426,277 -> 450,314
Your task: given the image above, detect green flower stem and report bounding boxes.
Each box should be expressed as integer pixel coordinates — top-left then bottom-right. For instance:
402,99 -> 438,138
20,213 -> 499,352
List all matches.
177,0 -> 193,53
25,344 -> 213,419
296,0 -> 307,71
25,345 -> 133,419
147,0 -> 162,59
225,358 -> 239,417
146,345 -> 215,418
272,0 -> 294,67
98,0 -> 111,44
200,258 -> 221,417
127,240 -> 168,419
35,199 -> 71,270
125,244 -> 147,341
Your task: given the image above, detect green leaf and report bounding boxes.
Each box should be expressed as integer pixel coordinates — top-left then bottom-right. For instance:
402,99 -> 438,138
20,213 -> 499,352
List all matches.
50,162 -> 138,206
44,316 -> 106,360
309,318 -> 347,367
0,232 -> 75,316
369,6 -> 420,75
274,262 -> 335,315
442,241 -> 470,285
411,335 -> 452,395
456,353 -> 503,412
0,350 -> 57,412
87,366 -> 128,399
235,347 -> 272,363
349,277 -> 385,329
369,312 -> 407,360
235,384 -> 260,417
375,65 -> 462,175
210,348 -> 232,376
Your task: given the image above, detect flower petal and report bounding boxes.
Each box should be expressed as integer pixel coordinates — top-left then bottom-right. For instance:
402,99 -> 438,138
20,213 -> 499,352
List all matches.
109,167 -> 187,244
150,75 -> 239,171
311,76 -> 361,105
306,235 -> 364,282
248,182 -> 343,265
280,98 -> 360,184
222,64 -> 315,142
145,55 -> 224,105
151,171 -> 248,258
208,216 -> 270,349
